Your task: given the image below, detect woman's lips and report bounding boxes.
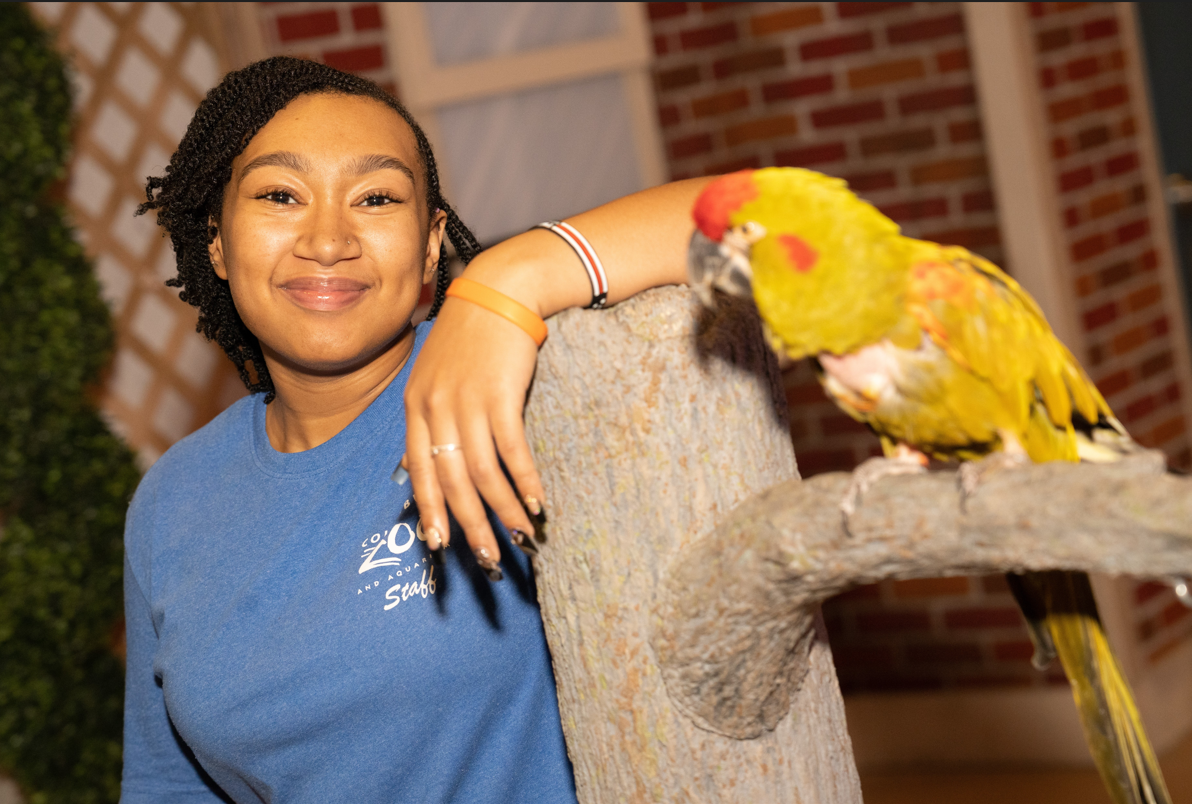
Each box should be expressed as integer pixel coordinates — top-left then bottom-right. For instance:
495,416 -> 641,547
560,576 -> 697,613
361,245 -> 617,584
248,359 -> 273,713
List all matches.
279,276 -> 369,311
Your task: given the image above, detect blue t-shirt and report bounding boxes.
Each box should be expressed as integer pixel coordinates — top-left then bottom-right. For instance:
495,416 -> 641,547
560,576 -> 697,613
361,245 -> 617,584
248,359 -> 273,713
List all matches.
121,322 -> 577,803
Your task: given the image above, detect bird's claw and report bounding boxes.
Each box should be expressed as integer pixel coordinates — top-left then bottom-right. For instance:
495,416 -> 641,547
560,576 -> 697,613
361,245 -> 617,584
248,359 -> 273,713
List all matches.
958,451 -> 1030,512
841,454 -> 928,535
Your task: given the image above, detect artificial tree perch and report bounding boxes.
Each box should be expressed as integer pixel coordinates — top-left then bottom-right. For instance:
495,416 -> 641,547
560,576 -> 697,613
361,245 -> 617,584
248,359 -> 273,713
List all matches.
524,286 -> 1192,804
656,450 -> 1189,742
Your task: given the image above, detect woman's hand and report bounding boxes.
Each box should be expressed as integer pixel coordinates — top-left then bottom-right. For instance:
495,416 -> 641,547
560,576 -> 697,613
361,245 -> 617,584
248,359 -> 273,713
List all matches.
403,177 -> 709,572
403,295 -> 545,571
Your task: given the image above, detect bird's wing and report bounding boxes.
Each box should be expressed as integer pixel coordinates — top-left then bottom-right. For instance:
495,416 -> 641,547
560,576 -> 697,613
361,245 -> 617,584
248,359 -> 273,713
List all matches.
902,241 -> 1113,449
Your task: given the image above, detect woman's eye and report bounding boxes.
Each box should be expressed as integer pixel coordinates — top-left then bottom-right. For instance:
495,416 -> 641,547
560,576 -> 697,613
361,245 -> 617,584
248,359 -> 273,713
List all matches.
361,194 -> 398,207
258,190 -> 297,205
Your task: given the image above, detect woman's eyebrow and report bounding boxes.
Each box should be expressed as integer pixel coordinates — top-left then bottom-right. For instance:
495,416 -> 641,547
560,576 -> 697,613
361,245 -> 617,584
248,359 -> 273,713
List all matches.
238,151 -> 311,184
237,151 -> 416,185
350,154 -> 416,184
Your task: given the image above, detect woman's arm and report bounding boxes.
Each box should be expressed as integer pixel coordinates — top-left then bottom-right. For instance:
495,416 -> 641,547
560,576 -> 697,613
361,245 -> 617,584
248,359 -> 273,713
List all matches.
123,545 -> 230,801
403,177 -> 713,563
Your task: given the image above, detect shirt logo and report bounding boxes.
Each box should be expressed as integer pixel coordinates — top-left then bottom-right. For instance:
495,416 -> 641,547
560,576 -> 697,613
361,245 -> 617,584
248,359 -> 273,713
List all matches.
359,522 -> 416,573
357,512 -> 437,611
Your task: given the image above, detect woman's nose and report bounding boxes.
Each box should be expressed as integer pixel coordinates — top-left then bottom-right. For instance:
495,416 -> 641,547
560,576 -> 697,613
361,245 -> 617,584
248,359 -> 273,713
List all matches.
295,204 -> 362,265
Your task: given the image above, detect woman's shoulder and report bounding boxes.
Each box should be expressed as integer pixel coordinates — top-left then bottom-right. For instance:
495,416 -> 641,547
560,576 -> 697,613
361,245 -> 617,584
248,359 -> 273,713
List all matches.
133,394 -> 260,507
125,394 -> 260,566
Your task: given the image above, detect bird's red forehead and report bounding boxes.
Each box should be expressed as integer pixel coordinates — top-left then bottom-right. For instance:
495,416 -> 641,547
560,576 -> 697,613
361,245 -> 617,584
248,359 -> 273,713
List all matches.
693,170 -> 759,241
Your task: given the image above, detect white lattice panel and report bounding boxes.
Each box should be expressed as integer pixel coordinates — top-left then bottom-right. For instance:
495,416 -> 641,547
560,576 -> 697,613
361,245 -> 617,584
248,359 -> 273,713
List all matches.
29,2 -> 246,468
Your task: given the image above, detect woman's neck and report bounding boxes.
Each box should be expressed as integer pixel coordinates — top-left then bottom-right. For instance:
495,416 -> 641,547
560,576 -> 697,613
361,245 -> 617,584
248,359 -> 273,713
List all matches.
262,325 -> 417,453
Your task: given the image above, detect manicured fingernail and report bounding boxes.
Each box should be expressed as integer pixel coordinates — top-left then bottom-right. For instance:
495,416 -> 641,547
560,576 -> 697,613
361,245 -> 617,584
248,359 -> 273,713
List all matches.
511,529 -> 538,556
392,464 -> 410,485
510,527 -> 535,543
523,495 -> 542,517
425,525 -> 443,551
430,546 -> 445,566
476,547 -> 503,581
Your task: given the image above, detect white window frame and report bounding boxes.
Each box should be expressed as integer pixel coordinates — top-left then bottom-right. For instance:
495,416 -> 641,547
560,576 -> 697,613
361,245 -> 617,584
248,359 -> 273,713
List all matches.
381,2 -> 666,203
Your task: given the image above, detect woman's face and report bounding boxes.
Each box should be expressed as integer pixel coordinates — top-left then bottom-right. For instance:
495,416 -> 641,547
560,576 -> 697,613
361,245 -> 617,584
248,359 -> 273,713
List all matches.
210,92 -> 445,376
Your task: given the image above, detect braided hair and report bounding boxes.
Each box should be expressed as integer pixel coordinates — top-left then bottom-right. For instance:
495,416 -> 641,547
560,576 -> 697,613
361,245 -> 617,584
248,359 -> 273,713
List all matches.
138,56 -> 481,402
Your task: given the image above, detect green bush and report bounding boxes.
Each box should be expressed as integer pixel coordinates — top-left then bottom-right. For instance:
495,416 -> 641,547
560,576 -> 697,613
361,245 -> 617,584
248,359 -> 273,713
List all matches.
1,5 -> 140,802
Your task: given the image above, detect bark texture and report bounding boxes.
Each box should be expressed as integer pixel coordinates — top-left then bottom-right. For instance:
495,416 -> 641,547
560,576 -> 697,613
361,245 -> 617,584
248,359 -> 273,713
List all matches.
655,448 -> 1192,741
524,287 -> 862,804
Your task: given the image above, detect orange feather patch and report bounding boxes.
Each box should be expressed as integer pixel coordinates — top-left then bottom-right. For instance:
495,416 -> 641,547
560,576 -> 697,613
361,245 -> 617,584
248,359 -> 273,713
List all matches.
778,233 -> 819,272
910,260 -> 975,309
692,170 -> 758,241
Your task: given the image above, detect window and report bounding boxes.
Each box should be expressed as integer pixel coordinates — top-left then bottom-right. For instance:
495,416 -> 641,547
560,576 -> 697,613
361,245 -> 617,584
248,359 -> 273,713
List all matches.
385,2 -> 665,244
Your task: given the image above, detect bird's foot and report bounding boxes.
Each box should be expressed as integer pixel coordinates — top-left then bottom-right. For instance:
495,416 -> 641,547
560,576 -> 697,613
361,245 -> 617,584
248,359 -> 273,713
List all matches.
841,447 -> 929,534
958,451 -> 1030,511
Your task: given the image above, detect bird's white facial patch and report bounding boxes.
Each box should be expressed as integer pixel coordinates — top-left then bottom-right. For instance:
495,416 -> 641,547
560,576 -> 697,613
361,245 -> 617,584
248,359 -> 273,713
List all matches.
724,221 -> 766,251
713,222 -> 766,298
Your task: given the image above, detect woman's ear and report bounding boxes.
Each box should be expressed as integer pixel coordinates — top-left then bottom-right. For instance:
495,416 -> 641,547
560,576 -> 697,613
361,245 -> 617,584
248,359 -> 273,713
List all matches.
423,208 -> 448,284
208,217 -> 229,280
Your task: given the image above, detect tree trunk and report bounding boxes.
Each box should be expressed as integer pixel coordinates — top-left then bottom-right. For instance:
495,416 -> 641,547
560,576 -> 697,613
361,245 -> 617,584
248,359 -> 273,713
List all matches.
525,287 -> 862,804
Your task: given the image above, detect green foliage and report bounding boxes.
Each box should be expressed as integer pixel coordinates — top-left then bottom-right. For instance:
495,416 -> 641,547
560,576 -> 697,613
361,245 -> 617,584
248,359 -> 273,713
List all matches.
0,5 -> 72,207
0,5 -> 140,801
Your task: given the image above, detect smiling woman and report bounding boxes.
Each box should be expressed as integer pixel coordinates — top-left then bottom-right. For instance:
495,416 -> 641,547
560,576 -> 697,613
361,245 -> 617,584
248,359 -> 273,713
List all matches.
123,56 -> 703,803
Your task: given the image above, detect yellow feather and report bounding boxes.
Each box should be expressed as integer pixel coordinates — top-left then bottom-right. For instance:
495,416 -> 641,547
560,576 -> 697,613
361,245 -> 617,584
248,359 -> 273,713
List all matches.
1046,573 -> 1170,804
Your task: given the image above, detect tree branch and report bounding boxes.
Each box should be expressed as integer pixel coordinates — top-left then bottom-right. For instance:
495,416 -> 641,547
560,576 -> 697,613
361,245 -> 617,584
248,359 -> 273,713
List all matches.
653,451 -> 1192,740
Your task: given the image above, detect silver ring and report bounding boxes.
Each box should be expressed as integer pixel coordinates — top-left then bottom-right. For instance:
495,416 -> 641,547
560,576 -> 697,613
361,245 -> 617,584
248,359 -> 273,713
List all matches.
430,443 -> 461,457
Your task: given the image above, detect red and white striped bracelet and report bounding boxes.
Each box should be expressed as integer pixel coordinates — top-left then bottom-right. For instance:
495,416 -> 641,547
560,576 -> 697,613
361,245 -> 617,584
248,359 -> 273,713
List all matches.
533,220 -> 608,309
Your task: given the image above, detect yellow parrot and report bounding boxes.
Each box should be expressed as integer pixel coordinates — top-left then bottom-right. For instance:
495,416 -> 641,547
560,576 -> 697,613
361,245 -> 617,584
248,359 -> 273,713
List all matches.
688,167 -> 1170,804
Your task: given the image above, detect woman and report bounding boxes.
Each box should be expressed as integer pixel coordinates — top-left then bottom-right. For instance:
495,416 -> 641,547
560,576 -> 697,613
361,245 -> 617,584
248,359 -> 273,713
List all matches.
124,57 -> 697,802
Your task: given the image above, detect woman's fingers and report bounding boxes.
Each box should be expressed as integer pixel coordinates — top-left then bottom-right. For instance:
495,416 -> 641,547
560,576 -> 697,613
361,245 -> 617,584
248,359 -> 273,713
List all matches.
404,414 -> 449,551
428,425 -> 505,580
409,400 -> 517,576
490,401 -> 546,524
458,405 -> 538,553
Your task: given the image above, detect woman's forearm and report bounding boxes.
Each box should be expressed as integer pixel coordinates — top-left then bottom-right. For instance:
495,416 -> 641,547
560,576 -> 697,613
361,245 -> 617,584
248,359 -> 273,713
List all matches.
461,177 -> 715,319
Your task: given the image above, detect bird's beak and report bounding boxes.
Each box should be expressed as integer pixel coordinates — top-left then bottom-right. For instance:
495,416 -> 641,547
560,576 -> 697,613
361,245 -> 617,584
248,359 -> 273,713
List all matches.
687,228 -> 755,309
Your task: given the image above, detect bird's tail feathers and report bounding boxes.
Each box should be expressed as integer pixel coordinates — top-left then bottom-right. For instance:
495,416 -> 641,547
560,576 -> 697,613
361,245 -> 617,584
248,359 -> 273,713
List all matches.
1005,572 -> 1057,670
1045,571 -> 1170,804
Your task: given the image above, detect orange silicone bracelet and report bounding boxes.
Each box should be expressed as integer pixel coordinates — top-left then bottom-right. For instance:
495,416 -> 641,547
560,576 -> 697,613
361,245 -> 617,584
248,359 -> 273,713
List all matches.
445,277 -> 548,346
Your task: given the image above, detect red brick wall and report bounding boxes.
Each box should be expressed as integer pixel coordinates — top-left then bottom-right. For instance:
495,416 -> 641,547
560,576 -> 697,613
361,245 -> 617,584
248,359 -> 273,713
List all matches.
1030,3 -> 1190,466
823,576 -> 1068,692
1026,1 -> 1192,664
254,3 -> 396,96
